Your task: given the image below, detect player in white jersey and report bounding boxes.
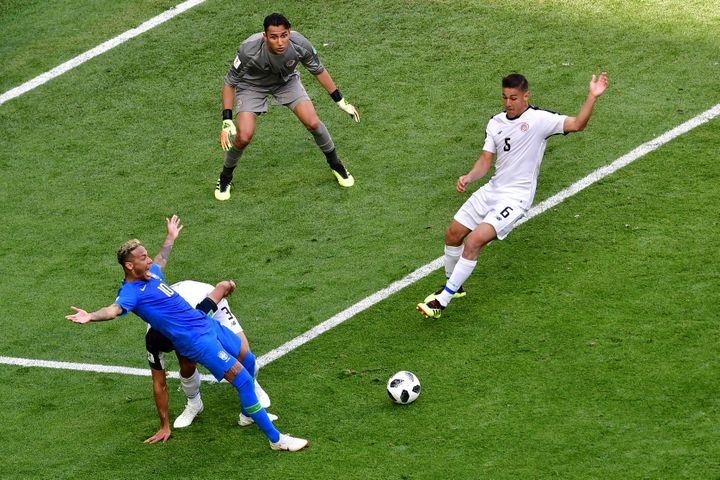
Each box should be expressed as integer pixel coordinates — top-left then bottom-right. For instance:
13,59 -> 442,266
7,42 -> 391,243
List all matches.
144,280 -> 275,443
418,72 -> 608,319
215,12 -> 360,200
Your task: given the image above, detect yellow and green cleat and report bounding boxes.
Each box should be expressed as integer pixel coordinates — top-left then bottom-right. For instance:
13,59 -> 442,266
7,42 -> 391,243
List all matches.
416,299 -> 445,319
214,177 -> 233,201
423,285 -> 466,304
332,169 -> 355,188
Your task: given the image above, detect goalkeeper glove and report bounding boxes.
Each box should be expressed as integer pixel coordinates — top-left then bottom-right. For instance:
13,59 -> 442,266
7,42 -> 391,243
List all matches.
330,89 -> 360,122
220,109 -> 237,151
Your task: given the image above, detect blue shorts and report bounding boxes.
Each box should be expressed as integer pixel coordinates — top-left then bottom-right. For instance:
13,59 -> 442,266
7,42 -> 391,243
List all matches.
181,321 -> 243,380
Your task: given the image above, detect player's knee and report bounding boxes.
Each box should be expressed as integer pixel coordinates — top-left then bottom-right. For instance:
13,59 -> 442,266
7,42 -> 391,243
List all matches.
463,235 -> 490,258
234,132 -> 253,148
228,365 -> 253,388
444,227 -> 465,246
179,361 -> 196,379
305,118 -> 321,131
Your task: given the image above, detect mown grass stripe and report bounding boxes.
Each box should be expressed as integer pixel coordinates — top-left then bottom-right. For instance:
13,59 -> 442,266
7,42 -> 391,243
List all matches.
0,0 -> 206,106
3,102 -> 716,378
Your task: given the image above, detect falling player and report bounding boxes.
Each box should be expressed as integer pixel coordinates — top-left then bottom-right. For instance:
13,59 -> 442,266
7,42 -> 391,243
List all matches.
144,279 -> 276,444
66,215 -> 308,451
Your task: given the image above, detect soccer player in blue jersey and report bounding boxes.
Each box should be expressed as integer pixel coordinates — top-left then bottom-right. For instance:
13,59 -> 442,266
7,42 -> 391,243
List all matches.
144,279 -> 275,444
66,215 -> 307,451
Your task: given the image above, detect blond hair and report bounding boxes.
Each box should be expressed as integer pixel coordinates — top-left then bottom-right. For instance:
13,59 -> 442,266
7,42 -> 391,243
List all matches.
117,239 -> 143,265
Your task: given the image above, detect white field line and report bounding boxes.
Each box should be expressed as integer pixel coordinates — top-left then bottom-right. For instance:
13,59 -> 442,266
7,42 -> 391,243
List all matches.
2,102 -> 719,380
0,0 -> 206,107
257,101 -> 720,367
0,355 -> 216,382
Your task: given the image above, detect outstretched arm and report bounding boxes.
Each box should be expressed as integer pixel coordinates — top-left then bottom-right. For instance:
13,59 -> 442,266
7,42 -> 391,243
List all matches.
145,369 -> 172,444
153,215 -> 184,272
564,72 -> 608,133
314,69 -> 337,94
66,303 -> 123,324
315,70 -> 360,122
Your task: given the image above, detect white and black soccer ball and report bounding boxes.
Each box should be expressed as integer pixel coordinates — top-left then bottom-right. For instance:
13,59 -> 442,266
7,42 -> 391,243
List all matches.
386,371 -> 421,404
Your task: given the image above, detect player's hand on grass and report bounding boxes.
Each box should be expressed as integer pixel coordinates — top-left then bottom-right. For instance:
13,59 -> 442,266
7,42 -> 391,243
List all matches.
336,98 -> 360,122
220,119 -> 237,151
66,307 -> 91,324
144,427 -> 171,444
589,71 -> 608,98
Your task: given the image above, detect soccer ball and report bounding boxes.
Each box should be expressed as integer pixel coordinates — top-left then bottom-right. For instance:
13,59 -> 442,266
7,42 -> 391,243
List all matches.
386,371 -> 421,404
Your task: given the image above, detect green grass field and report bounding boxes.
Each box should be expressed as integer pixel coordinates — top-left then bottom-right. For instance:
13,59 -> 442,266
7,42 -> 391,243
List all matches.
1,0 -> 719,478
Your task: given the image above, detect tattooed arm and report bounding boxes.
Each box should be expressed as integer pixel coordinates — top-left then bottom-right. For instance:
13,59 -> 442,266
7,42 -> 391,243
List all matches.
153,215 -> 184,272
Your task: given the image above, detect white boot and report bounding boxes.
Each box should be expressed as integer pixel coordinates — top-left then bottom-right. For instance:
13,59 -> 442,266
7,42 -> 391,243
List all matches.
238,411 -> 278,427
255,380 -> 271,409
173,397 -> 203,428
270,433 -> 308,452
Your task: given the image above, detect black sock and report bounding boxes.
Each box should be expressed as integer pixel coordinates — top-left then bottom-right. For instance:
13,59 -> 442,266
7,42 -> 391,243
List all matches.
221,166 -> 235,179
324,148 -> 339,164
324,150 -> 348,177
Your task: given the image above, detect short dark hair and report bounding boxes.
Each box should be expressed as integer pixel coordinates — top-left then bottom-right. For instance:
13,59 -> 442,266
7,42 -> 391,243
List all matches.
502,73 -> 529,91
264,13 -> 291,31
117,239 -> 143,265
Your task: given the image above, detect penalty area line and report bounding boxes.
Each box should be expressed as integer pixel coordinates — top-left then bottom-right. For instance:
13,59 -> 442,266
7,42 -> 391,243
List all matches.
257,102 -> 720,366
0,0 -> 206,107
1,102 -> 718,380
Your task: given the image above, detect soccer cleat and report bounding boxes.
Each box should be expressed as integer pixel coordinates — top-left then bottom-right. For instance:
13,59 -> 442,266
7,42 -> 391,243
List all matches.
238,412 -> 278,427
270,433 -> 309,452
423,285 -> 466,304
416,299 -> 445,319
173,399 -> 204,428
329,162 -> 354,187
214,177 -> 233,201
332,169 -> 355,187
255,381 -> 271,409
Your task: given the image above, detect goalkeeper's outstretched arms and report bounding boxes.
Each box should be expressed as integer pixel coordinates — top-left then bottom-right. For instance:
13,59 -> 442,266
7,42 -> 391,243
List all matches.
314,70 -> 360,122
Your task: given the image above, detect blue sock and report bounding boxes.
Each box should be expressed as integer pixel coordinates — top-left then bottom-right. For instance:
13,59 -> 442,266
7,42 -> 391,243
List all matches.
240,351 -> 256,379
230,369 -> 280,443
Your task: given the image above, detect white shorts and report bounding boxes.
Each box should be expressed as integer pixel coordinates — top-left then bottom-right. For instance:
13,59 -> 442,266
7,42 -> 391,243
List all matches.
454,188 -> 527,240
215,298 -> 243,335
170,280 -> 244,335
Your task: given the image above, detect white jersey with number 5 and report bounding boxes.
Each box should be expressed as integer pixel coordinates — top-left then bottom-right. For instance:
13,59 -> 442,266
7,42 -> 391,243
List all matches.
171,280 -> 243,334
481,106 -> 567,206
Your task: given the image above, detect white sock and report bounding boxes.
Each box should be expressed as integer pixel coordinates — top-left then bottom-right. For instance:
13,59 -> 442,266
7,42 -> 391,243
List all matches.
443,244 -> 464,279
180,368 -> 201,403
438,257 -> 477,306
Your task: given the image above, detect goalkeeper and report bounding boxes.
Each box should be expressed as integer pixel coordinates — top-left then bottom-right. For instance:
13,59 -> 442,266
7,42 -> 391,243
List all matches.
215,12 -> 360,200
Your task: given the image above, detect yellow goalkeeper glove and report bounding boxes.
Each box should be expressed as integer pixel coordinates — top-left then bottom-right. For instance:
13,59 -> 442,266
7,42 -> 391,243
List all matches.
330,89 -> 360,123
220,109 -> 237,151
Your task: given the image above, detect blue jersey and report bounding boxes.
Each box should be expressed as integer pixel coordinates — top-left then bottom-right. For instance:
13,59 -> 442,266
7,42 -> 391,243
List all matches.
114,264 -> 213,354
